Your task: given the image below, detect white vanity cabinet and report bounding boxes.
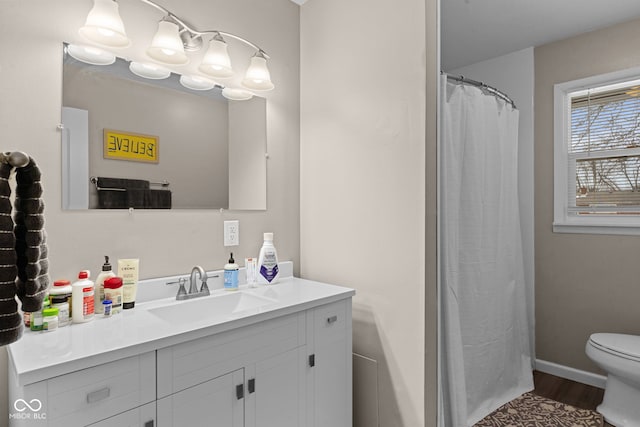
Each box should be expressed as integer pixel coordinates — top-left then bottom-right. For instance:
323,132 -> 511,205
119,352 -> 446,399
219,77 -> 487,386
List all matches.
155,300 -> 352,427
8,277 -> 353,427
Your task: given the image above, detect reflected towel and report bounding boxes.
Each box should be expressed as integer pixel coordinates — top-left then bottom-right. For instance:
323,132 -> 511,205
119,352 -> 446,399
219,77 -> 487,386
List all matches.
97,177 -> 149,209
126,189 -> 171,209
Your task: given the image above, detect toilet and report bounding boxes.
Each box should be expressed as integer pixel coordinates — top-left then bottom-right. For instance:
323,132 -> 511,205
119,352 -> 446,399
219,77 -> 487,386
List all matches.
586,333 -> 640,427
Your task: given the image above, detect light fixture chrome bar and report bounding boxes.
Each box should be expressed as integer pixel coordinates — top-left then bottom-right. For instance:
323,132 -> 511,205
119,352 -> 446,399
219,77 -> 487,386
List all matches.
136,0 -> 268,57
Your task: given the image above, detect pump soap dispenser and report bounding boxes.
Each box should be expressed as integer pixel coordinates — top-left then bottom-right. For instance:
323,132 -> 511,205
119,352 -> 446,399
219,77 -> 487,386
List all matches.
94,256 -> 116,314
224,253 -> 239,291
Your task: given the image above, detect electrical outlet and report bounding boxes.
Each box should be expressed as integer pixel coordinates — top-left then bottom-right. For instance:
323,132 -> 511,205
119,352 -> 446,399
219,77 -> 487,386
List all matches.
224,220 -> 239,246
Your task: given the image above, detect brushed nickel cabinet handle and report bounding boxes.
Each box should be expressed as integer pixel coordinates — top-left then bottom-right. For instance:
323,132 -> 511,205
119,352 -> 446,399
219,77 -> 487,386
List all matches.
86,387 -> 110,403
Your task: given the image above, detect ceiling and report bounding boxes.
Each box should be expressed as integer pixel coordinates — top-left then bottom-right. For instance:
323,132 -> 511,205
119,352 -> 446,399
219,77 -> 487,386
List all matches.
442,0 -> 640,70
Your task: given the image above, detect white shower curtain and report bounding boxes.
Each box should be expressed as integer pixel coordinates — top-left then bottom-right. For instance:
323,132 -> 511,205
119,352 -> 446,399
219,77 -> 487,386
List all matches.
440,75 -> 533,427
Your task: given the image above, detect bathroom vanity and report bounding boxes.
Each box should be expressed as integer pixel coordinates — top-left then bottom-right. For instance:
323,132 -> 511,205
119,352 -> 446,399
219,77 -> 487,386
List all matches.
8,268 -> 354,427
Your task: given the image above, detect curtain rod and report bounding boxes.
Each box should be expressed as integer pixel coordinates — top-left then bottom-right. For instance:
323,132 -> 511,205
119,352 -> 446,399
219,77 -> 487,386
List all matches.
444,73 -> 517,109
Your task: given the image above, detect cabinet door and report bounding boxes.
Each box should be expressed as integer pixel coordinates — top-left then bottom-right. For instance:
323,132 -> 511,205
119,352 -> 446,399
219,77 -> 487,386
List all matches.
157,369 -> 244,427
88,402 -> 156,427
309,300 -> 352,427
246,347 -> 306,427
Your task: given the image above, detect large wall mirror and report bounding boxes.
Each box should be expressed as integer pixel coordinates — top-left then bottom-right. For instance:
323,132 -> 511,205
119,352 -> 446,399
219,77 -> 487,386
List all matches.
61,45 -> 267,210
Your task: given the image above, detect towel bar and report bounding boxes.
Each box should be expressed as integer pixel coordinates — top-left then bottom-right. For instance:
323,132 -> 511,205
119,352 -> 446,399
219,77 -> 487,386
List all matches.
90,177 -> 170,191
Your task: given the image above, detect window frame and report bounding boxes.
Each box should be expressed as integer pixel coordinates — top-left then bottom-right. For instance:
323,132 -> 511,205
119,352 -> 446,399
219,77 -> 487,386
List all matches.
553,66 -> 640,235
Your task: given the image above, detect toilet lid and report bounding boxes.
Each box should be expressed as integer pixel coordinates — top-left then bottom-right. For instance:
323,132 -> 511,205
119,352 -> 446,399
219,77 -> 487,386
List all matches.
589,333 -> 640,361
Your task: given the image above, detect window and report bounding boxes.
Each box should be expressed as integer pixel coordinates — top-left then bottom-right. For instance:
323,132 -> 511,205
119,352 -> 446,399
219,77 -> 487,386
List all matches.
554,68 -> 640,234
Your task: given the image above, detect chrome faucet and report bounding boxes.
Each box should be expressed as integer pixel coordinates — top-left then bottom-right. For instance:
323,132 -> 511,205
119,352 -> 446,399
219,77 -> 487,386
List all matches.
173,266 -> 211,300
190,266 -> 208,294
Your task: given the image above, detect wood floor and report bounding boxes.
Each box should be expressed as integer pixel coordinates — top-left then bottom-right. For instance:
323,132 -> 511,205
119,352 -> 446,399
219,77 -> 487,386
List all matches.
533,370 -> 613,427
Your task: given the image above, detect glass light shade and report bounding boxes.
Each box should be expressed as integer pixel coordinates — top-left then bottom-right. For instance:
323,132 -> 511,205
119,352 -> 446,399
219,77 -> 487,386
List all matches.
222,87 -> 254,101
146,21 -> 189,65
129,62 -> 171,79
179,75 -> 217,91
241,54 -> 274,91
66,44 -> 116,65
198,38 -> 234,78
79,0 -> 130,48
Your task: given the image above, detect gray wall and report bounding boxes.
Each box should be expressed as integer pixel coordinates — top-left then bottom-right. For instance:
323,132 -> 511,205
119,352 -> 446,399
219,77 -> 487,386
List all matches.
0,0 -> 300,422
535,17 -> 640,373
300,0 -> 438,425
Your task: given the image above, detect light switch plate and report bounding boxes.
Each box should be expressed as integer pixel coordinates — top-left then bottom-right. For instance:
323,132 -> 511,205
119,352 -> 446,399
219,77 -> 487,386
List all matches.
224,220 -> 239,246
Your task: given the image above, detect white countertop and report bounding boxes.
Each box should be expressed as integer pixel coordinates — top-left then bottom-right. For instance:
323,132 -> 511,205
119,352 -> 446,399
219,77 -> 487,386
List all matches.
8,276 -> 354,387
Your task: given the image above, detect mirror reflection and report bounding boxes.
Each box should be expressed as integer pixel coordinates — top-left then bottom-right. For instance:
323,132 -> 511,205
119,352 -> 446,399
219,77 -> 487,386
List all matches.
61,46 -> 267,210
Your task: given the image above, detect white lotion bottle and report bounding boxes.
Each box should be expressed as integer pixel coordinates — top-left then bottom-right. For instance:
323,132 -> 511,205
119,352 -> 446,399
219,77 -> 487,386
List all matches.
72,270 -> 95,323
94,256 -> 115,314
257,232 -> 279,284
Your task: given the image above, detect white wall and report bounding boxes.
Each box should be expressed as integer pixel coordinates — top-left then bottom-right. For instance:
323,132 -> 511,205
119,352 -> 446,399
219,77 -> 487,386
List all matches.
449,47 -> 536,358
0,0 -> 300,423
300,0 -> 428,425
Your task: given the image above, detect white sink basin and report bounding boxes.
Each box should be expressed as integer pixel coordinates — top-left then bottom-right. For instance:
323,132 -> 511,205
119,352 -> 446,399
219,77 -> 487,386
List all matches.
148,291 -> 276,324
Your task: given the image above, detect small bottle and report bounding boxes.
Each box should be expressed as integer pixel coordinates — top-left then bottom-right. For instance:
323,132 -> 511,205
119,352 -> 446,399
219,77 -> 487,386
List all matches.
245,257 -> 258,288
49,279 -> 72,318
29,298 -> 50,332
50,294 -> 70,327
42,307 -> 59,332
102,300 -> 112,317
94,256 -> 116,314
72,270 -> 95,323
257,232 -> 279,284
224,253 -> 239,291
104,277 -> 123,314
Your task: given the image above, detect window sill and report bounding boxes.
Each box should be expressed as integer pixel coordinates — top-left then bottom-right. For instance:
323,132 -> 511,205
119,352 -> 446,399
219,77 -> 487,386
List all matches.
553,221 -> 640,236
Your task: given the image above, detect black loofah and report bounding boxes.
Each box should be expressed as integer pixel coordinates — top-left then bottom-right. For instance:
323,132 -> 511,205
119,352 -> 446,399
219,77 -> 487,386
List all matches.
0,249 -> 16,265
0,156 -> 50,344
14,158 -> 49,314
0,268 -> 16,283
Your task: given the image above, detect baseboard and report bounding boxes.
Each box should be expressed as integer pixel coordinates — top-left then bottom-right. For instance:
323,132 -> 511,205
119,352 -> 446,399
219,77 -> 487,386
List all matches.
535,359 -> 606,389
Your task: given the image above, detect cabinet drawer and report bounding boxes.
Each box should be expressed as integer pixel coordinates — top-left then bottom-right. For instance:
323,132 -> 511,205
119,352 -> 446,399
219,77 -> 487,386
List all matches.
46,352 -> 155,426
314,300 -> 347,340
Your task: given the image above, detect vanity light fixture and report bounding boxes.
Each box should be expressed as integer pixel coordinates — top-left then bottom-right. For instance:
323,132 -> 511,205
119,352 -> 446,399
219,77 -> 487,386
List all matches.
179,75 -> 217,91
79,0 -> 130,48
66,44 -> 116,65
78,0 -> 275,96
198,33 -> 234,79
222,87 -> 254,101
129,61 -> 171,79
146,20 -> 189,65
241,51 -> 274,91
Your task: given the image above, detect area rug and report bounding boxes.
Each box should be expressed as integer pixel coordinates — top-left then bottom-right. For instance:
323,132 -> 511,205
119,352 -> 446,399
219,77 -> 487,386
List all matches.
474,392 -> 603,427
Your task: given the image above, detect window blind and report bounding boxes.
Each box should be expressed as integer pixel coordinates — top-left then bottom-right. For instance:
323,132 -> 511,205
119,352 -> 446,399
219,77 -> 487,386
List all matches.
569,81 -> 640,214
